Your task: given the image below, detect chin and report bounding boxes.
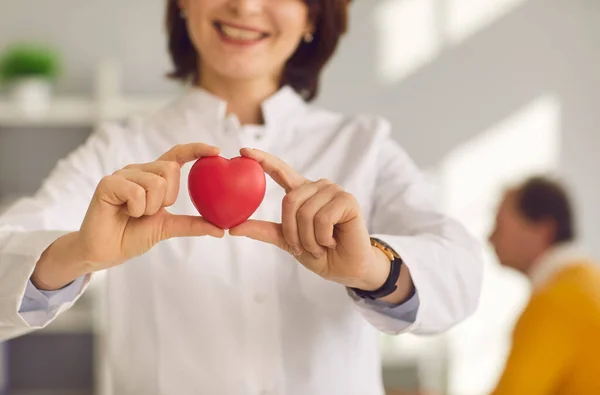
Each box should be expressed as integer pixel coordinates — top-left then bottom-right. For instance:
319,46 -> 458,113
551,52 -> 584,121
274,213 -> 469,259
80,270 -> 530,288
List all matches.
496,255 -> 515,270
223,69 -> 268,81
505,261 -> 528,274
213,61 -> 274,82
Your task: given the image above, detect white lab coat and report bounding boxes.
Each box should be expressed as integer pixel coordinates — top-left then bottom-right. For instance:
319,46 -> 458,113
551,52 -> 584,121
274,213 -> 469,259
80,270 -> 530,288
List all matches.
0,87 -> 482,394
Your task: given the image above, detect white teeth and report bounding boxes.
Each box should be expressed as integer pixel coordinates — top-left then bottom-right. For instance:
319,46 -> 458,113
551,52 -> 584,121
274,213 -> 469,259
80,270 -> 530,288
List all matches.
220,24 -> 263,41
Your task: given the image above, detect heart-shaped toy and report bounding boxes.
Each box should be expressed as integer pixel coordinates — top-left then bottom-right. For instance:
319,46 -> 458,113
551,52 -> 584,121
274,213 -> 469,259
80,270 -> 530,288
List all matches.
188,156 -> 267,229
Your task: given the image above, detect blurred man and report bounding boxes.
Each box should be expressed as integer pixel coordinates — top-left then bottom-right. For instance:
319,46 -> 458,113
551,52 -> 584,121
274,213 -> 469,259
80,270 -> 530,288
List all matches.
489,176 -> 600,395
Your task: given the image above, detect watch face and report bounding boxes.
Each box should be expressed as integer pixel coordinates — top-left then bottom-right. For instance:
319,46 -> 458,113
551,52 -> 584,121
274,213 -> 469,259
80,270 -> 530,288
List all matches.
371,238 -> 400,260
371,237 -> 389,249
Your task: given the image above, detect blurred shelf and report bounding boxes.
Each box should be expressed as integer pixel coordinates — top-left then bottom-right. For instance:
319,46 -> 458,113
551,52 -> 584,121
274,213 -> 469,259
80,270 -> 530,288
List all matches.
0,98 -> 95,127
0,59 -> 175,129
0,95 -> 172,128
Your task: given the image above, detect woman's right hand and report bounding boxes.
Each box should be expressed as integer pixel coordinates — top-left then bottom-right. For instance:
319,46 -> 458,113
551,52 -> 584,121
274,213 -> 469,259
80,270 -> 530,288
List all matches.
31,143 -> 225,290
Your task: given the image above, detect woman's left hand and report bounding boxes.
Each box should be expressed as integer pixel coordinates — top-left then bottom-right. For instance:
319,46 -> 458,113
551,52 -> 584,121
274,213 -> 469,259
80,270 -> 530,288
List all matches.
229,148 -> 391,291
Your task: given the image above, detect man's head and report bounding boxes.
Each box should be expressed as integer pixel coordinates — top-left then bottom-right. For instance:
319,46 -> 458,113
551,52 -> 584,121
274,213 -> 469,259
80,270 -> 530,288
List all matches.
489,177 -> 575,274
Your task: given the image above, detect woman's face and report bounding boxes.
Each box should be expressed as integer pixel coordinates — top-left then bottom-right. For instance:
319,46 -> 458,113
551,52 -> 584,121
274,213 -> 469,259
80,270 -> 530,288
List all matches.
180,0 -> 312,84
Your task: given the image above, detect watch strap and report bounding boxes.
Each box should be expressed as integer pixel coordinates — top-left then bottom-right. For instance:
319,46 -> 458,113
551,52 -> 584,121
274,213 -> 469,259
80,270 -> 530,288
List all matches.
351,238 -> 403,300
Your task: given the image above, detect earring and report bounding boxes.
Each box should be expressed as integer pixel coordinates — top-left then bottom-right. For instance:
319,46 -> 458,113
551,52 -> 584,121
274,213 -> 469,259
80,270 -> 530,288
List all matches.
180,9 -> 187,19
304,32 -> 314,43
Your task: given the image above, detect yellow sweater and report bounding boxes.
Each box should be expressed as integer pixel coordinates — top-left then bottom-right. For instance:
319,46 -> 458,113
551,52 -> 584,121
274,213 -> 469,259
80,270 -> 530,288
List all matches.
492,262 -> 600,395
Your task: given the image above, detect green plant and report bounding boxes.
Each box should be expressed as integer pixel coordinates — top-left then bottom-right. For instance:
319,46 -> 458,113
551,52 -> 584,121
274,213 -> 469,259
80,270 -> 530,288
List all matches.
0,43 -> 61,85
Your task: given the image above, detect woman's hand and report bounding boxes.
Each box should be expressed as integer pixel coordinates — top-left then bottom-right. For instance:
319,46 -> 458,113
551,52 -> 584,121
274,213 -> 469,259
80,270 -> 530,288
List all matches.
229,148 -> 392,292
31,143 -> 225,290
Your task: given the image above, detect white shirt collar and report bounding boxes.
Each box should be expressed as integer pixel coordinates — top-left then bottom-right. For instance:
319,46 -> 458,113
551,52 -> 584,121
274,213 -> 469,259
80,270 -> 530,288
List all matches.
528,242 -> 590,290
180,85 -> 307,132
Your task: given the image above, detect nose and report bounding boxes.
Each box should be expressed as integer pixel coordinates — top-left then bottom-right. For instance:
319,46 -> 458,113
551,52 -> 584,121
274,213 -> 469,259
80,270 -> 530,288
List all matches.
228,0 -> 264,15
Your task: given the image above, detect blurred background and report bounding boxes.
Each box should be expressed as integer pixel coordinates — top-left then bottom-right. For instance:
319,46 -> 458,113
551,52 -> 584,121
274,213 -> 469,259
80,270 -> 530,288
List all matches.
0,0 -> 598,394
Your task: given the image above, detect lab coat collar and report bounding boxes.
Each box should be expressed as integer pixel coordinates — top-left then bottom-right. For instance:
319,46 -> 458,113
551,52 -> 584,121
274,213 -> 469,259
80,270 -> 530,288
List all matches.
528,242 -> 590,290
181,84 -> 307,132
261,85 -> 307,127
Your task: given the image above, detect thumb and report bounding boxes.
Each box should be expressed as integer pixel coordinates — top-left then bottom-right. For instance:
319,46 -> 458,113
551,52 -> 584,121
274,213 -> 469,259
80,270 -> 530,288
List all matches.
161,213 -> 225,239
229,220 -> 289,251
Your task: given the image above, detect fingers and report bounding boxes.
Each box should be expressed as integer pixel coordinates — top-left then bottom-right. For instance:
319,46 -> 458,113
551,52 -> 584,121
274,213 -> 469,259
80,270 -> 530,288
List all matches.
229,220 -> 288,251
281,179 -> 329,257
96,175 -> 147,217
124,161 -> 180,206
232,179 -> 347,260
240,148 -> 307,193
113,169 -> 169,216
161,213 -> 225,240
297,182 -> 343,258
158,143 -> 220,166
314,192 -> 361,239
111,143 -> 220,213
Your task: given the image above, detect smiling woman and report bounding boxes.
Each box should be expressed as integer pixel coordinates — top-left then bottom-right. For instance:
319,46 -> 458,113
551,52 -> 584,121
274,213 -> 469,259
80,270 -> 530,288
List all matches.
166,0 -> 349,100
0,0 -> 482,393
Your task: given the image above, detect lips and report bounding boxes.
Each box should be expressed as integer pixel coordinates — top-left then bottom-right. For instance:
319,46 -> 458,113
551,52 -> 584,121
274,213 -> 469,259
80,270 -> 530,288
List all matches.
214,21 -> 270,42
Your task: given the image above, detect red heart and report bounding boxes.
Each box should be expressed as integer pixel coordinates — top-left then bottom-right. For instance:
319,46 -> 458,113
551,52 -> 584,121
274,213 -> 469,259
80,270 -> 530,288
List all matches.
188,156 -> 267,230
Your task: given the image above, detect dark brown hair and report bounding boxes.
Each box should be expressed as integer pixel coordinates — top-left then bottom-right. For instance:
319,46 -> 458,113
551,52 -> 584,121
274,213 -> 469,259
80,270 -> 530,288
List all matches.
516,176 -> 576,245
165,0 -> 349,101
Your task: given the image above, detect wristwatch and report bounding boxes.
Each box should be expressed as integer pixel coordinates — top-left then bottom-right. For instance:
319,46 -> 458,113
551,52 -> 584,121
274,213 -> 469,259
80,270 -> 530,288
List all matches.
351,238 -> 403,300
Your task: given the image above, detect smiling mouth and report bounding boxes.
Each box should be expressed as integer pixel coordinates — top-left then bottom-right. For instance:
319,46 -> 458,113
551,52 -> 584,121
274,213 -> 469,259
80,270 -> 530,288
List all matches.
214,21 -> 270,42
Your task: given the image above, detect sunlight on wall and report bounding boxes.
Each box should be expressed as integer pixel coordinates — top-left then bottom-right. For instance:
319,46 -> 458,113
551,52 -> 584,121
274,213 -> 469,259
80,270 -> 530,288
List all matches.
446,0 -> 530,44
373,0 -> 440,84
374,0 -> 530,83
440,93 -> 562,395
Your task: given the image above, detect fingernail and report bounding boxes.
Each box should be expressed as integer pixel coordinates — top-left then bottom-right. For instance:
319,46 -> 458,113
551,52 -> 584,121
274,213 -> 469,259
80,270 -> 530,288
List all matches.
292,246 -> 303,256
